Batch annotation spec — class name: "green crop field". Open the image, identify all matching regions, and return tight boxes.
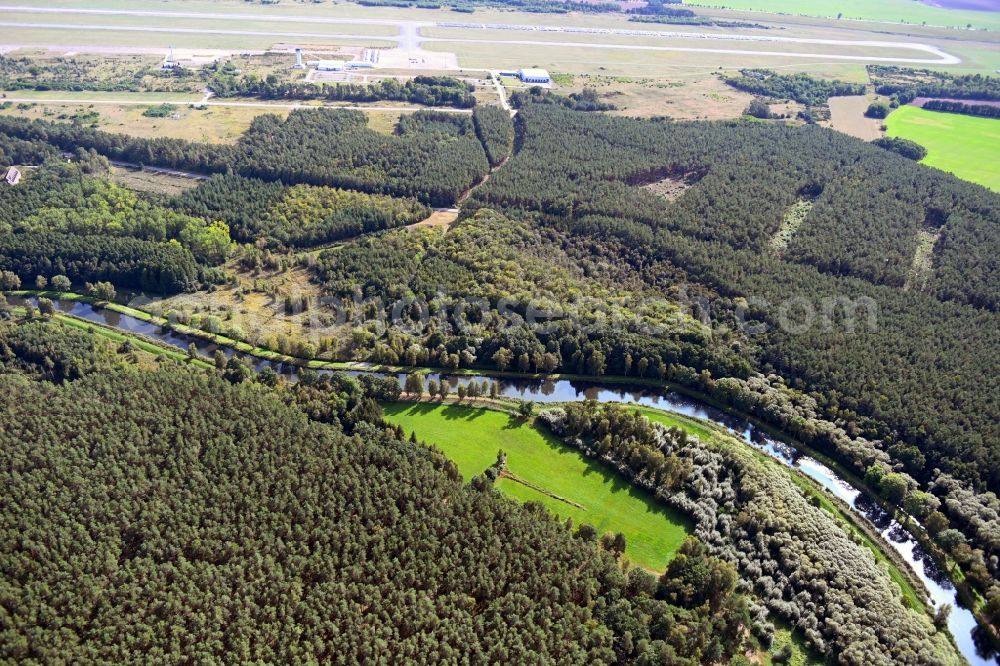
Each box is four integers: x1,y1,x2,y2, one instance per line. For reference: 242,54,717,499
686,0,1000,30
382,401,690,571
886,105,1000,192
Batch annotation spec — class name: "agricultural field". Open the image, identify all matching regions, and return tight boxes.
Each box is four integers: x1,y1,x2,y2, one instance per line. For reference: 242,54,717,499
886,104,1000,191
382,401,691,571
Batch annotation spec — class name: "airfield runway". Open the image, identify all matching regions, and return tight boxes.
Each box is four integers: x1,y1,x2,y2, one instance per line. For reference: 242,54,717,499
0,4,963,65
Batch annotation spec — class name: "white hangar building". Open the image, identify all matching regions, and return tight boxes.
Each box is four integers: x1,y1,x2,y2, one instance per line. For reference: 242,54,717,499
518,68,551,84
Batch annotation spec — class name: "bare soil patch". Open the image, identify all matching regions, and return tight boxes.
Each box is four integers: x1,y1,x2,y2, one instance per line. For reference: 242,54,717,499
108,165,199,196
642,176,694,202
825,95,884,141
631,166,705,201
408,209,460,230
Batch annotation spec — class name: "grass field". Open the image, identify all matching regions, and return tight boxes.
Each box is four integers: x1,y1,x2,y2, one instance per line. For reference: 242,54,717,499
886,105,1000,191
0,97,412,143
382,401,690,571
685,0,1000,30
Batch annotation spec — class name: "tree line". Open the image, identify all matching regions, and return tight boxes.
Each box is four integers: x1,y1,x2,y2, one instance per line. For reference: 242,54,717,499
208,73,477,108
538,402,959,664
870,65,1000,103
722,69,864,106
923,98,1000,118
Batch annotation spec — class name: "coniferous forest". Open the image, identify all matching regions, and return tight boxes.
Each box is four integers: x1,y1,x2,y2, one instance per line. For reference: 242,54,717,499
2,87,1000,664
1,321,751,665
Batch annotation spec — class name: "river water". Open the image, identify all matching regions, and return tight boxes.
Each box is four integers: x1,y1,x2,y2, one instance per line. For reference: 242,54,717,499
21,296,998,664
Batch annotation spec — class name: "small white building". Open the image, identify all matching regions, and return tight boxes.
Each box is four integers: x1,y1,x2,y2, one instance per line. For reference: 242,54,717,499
316,60,346,72
518,68,551,84
4,167,21,186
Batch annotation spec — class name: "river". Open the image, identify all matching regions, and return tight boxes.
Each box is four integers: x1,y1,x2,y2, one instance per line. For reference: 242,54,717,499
18,296,998,665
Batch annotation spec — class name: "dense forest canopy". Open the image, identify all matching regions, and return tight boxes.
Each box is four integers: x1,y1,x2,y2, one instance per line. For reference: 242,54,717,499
0,321,753,664
464,103,1000,494
2,103,997,489
2,95,1000,635
0,108,491,207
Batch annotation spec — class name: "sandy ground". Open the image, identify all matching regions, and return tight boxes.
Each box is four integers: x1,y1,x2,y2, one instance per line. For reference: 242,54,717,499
407,209,460,230
825,95,884,141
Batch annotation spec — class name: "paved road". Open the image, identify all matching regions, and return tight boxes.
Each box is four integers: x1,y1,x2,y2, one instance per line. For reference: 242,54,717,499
0,4,962,64
433,36,960,64
0,5,424,27
0,21,390,43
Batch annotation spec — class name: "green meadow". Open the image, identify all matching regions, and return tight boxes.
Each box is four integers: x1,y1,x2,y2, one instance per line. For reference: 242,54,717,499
382,401,690,571
886,105,1000,192
686,0,1000,30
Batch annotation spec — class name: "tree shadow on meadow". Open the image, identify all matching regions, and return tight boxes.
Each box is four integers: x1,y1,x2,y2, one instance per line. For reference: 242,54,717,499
400,401,488,422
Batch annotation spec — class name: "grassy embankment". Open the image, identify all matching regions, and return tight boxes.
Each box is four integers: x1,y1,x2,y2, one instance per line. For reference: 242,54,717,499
6,305,212,369
886,105,1000,192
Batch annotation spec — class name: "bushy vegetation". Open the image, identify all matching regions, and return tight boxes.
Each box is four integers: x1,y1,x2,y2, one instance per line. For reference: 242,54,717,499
208,74,476,108
865,102,890,119
313,208,745,380
722,69,864,106
510,87,616,112
141,103,177,118
0,54,190,93
872,136,928,160
870,65,1000,102
174,175,428,247
1,321,755,664
538,403,959,664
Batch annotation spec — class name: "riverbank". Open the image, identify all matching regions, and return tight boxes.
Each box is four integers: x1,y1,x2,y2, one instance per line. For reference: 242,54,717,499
4,289,995,662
